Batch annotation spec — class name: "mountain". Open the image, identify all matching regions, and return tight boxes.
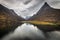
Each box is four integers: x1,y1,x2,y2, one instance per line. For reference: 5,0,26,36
28,3,60,23
0,4,25,38
0,3,60,38
27,3,60,32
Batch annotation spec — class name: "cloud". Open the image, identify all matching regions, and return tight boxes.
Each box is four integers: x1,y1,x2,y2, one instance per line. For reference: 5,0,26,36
45,0,60,9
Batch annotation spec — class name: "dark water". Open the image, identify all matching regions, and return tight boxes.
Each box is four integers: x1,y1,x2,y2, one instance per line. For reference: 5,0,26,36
0,23,60,40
